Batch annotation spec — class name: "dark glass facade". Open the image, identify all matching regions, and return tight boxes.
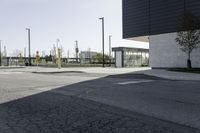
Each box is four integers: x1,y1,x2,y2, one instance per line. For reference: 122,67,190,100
123,0,200,39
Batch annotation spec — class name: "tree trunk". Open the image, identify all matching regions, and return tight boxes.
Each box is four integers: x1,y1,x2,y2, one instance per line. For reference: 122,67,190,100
187,52,192,69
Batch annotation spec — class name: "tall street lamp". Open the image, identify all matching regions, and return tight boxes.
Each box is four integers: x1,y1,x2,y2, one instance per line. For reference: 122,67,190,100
26,28,31,66
75,40,79,63
109,35,112,66
99,17,105,67
56,39,60,58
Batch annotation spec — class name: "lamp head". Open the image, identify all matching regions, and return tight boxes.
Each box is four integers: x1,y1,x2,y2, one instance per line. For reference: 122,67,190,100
99,17,104,20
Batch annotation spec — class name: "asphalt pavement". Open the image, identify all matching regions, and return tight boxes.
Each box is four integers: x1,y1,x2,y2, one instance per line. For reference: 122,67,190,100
0,68,200,133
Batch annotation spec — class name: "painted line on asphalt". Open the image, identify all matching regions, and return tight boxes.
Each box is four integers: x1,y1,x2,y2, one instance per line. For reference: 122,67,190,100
116,80,154,85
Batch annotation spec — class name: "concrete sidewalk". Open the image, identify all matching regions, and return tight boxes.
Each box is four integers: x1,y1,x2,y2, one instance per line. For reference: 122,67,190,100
2,66,151,75
1,66,200,81
141,69,200,81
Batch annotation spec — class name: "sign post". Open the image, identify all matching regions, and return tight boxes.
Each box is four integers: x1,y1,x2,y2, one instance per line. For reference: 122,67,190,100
57,48,61,69
35,51,40,70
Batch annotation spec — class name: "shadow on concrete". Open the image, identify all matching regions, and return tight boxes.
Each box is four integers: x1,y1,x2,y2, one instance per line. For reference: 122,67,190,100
32,71,86,74
0,74,199,133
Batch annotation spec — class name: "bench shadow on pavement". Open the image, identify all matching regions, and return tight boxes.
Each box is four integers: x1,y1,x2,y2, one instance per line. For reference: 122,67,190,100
0,73,198,133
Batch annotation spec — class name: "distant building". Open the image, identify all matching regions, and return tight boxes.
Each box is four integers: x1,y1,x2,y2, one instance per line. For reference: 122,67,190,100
79,51,98,59
112,47,149,68
79,51,98,64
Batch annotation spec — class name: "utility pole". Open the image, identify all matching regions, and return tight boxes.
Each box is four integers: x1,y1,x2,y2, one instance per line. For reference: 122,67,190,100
109,35,112,66
24,47,26,57
88,48,91,63
67,49,70,59
56,39,60,59
75,40,79,63
4,46,7,57
109,35,112,57
26,28,31,66
99,17,105,67
57,48,61,69
0,40,2,66
56,39,61,68
67,49,70,63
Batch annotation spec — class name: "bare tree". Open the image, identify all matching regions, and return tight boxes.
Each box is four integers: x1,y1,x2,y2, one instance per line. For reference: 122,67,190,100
50,44,57,64
175,11,200,68
12,49,22,57
60,45,65,58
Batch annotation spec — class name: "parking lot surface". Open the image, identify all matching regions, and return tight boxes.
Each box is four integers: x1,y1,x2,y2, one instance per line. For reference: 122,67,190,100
0,68,200,133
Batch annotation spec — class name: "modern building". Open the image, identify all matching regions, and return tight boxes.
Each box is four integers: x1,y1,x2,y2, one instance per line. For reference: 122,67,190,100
123,0,200,68
112,47,149,68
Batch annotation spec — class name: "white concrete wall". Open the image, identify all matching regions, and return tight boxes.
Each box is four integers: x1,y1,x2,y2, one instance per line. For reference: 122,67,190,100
116,51,122,68
149,32,200,68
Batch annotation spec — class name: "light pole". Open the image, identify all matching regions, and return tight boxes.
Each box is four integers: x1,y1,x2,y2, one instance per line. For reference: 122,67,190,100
24,47,26,57
109,35,112,66
88,48,91,63
56,39,61,68
56,39,60,58
75,40,79,63
26,28,31,66
99,17,105,67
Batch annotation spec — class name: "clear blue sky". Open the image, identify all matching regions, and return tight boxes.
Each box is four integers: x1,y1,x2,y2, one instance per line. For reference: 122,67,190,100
0,0,148,57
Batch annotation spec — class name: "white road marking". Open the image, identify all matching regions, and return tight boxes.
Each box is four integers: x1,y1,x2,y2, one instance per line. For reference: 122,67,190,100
117,80,154,85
